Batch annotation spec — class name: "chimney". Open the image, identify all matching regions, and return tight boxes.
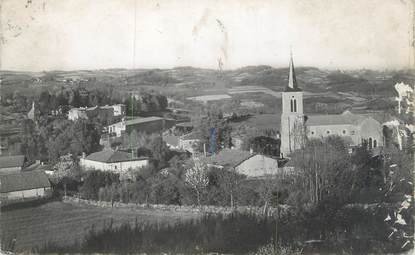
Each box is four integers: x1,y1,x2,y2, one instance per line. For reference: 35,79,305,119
249,147,254,154
82,152,86,159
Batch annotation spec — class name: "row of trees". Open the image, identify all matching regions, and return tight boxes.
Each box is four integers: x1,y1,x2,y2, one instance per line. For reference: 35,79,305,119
124,91,168,116
21,118,101,164
2,86,123,115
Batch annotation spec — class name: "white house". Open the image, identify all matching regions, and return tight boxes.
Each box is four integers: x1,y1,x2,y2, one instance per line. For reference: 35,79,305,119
68,104,125,121
112,104,126,116
178,132,201,154
0,171,52,203
80,149,149,173
205,149,283,178
68,107,89,121
234,154,280,178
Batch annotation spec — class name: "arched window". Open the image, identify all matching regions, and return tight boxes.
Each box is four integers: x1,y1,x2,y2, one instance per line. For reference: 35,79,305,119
293,99,297,112
373,139,377,148
369,138,373,149
290,99,294,112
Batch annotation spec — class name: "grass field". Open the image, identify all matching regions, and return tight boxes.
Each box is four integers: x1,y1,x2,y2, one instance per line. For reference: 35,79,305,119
1,201,200,252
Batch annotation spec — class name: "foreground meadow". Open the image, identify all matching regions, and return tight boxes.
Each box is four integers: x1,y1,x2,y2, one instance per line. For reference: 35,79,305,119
1,201,200,252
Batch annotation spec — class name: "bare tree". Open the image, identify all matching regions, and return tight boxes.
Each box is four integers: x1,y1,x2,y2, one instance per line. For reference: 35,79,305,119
218,167,240,207
185,157,209,206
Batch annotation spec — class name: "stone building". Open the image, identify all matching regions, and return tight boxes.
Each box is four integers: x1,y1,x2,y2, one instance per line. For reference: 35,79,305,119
280,54,383,156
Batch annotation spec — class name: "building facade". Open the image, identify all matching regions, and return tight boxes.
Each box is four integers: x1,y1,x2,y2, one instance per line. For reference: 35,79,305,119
279,54,384,156
80,149,149,173
234,154,280,178
306,111,383,149
280,54,304,156
0,171,51,203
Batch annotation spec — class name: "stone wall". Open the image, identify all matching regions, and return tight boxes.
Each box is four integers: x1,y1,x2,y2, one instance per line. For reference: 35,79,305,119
62,196,290,217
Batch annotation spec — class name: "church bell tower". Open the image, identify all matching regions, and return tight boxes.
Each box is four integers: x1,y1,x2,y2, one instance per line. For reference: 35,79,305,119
280,52,304,156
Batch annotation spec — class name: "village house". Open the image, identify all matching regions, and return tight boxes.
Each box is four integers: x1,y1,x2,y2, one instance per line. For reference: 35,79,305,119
0,155,27,175
107,116,176,137
68,104,125,121
68,107,89,121
205,149,284,178
80,149,149,173
0,171,51,204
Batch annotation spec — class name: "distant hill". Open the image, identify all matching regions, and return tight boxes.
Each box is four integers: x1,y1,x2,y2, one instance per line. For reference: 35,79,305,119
1,67,414,98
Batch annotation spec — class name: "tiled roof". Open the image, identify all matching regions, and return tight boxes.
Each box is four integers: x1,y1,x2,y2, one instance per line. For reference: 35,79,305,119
206,149,253,168
85,149,148,163
306,111,369,126
0,155,25,169
0,171,51,193
125,117,164,126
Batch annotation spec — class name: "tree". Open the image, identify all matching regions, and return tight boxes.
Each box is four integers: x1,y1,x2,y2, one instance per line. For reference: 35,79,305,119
193,108,233,154
148,136,171,168
289,136,351,206
185,157,209,206
249,136,281,157
217,168,242,207
79,170,119,200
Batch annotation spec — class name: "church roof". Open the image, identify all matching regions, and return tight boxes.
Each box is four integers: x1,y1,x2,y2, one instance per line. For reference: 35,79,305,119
285,54,302,92
306,111,370,126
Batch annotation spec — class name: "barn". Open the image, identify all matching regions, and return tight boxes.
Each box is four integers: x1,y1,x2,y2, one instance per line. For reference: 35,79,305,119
0,155,26,175
80,149,149,173
0,171,52,203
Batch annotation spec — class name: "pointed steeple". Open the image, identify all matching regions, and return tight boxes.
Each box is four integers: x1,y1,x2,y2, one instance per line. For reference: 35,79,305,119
285,51,301,92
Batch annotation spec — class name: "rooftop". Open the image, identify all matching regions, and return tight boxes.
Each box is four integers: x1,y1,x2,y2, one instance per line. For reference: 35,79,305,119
0,155,25,169
85,149,148,163
0,171,51,193
125,116,165,126
305,111,373,126
206,149,253,168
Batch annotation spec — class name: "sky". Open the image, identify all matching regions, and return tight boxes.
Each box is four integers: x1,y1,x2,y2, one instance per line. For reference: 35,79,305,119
1,0,413,71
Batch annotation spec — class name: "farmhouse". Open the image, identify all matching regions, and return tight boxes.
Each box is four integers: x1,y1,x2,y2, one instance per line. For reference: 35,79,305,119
234,154,281,178
205,149,283,178
0,155,26,175
0,171,51,203
80,149,149,173
107,117,176,137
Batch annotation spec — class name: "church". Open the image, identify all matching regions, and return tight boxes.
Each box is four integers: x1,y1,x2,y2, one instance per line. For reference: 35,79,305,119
280,54,384,156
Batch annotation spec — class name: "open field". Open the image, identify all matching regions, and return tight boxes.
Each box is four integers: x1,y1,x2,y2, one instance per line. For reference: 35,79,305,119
1,201,200,252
